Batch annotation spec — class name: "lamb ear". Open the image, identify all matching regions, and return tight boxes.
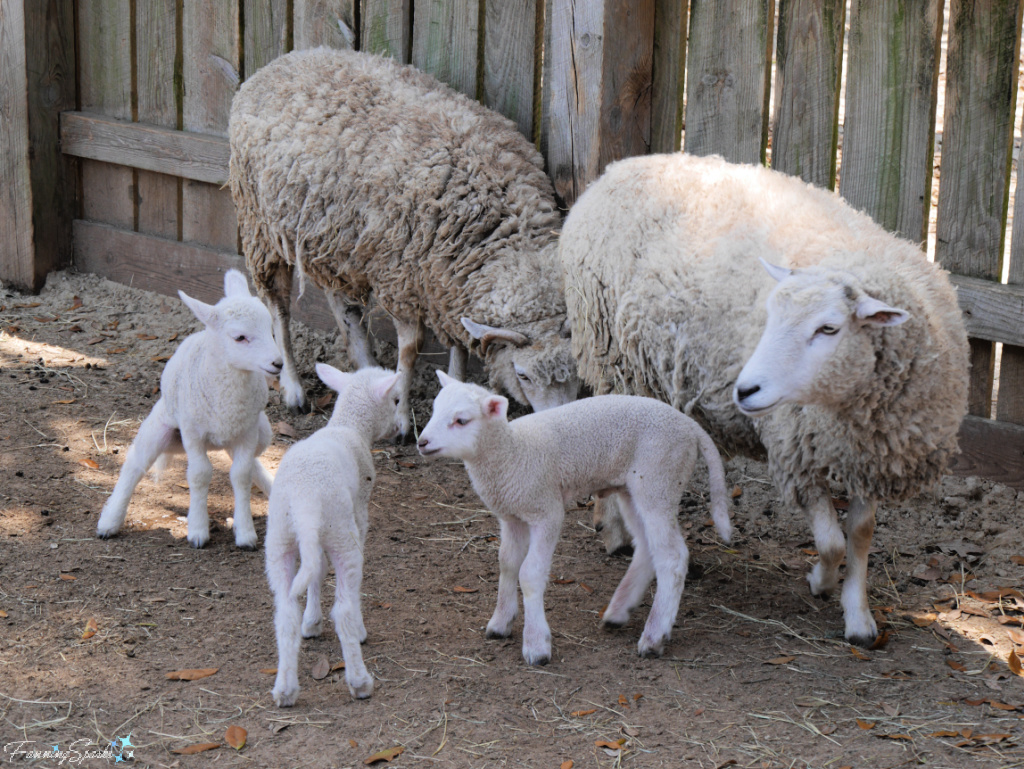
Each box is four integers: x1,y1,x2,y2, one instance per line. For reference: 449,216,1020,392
179,290,220,329
482,394,508,420
437,369,457,388
759,258,793,283
855,295,910,327
373,371,401,399
223,269,251,298
316,362,352,393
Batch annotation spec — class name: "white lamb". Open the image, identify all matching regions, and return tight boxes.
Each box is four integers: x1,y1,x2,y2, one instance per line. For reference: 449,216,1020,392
416,371,731,664
265,364,401,706
96,269,282,550
560,152,970,646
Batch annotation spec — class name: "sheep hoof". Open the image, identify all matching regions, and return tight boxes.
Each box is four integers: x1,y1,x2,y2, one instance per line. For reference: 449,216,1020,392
348,677,374,699
234,539,259,551
95,530,118,540
272,687,299,708
391,432,416,446
301,621,323,639
287,401,312,416
188,534,209,549
607,542,634,558
524,653,550,666
600,618,625,630
846,632,878,648
485,627,512,640
637,637,666,658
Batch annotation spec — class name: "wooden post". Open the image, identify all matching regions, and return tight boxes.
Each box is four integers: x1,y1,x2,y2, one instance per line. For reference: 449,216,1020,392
684,0,773,164
541,0,655,206
412,0,480,98
996,132,1024,426
362,0,412,62
246,0,291,70
483,0,537,138
840,0,943,244
935,0,1024,418
651,0,688,154
294,0,356,51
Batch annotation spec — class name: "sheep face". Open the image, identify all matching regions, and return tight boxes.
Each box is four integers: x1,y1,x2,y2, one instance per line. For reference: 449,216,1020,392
316,364,403,443
733,266,909,417
417,371,507,460
178,270,284,378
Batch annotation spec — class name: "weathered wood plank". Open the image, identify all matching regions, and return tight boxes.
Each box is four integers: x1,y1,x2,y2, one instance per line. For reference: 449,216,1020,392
949,414,1024,489
412,0,479,98
651,0,688,153
136,0,179,240
245,0,291,74
772,0,845,188
949,274,1024,347
684,0,773,164
935,0,1024,418
361,0,411,61
61,112,230,186
182,3,240,252
996,125,1024,425
0,0,36,290
840,0,942,243
78,0,134,230
295,0,355,50
483,0,536,138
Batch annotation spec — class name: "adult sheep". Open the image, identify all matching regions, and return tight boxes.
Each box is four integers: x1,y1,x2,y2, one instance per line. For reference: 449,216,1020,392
560,152,969,646
229,47,578,436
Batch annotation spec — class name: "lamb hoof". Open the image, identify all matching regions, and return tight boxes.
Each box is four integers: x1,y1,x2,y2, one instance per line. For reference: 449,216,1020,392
301,621,323,639
96,529,118,540
348,676,374,699
392,432,416,446
637,636,666,658
485,627,513,640
524,652,550,667
234,538,259,551
847,632,878,648
287,400,312,416
608,543,634,558
272,685,299,708
188,534,209,549
600,618,625,630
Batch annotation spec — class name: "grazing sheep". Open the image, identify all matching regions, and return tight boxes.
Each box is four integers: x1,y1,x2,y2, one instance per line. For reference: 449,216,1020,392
229,47,578,435
265,364,401,705
96,270,283,549
416,371,731,664
560,152,969,646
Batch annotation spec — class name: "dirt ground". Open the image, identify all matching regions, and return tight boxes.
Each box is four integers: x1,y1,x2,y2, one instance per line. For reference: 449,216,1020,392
0,269,1022,769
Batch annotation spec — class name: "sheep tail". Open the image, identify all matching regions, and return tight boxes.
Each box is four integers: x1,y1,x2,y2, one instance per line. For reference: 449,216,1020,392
696,427,732,545
288,527,323,602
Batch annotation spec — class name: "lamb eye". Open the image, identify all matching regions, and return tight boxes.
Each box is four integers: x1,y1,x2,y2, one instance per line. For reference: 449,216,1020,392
234,335,248,343
817,325,839,336
393,397,400,406
454,417,469,427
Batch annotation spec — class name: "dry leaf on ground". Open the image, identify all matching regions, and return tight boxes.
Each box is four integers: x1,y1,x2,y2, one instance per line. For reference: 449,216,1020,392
856,719,875,730
765,655,796,665
560,761,574,769
172,743,219,755
259,668,276,674
275,421,299,439
363,746,404,764
1009,650,1023,676
311,654,330,680
225,725,246,750
570,709,596,717
453,586,478,593
78,459,99,469
81,618,98,639
165,668,218,681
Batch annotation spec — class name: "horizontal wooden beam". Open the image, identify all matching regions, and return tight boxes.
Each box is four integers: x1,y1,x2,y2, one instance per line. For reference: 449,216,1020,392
61,111,230,185
951,273,1024,347
949,414,1024,489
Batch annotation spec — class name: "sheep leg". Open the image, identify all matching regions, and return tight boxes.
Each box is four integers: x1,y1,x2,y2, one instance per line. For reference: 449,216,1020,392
251,412,274,496
326,292,379,369
267,544,302,707
842,497,878,646
265,264,307,413
182,435,215,549
96,404,178,539
392,317,425,442
631,501,689,658
227,445,261,550
594,494,634,556
301,553,328,638
518,515,562,666
601,494,655,628
448,344,469,381
805,494,845,598
328,543,373,699
486,516,530,639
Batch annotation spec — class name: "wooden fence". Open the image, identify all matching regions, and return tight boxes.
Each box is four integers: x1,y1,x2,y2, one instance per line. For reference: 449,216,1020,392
2,0,1024,485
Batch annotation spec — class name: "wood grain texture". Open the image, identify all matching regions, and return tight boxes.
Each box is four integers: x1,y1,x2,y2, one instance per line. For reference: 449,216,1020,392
840,0,942,243
935,0,1024,418
412,0,479,97
182,2,239,252
949,273,1024,347
78,0,134,230
0,0,36,290
245,0,291,73
61,112,230,185
294,0,356,51
361,0,411,61
651,0,688,153
483,0,536,138
136,0,179,239
772,0,845,188
949,414,1024,489
997,125,1024,424
684,0,773,164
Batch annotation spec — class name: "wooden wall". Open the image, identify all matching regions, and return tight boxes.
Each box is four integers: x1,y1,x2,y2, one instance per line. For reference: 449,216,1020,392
3,0,1024,485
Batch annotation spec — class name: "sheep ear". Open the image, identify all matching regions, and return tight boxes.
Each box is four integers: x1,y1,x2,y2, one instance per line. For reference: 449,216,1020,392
461,317,529,353
759,258,793,283
179,290,220,329
855,295,910,327
373,371,401,399
482,394,508,420
316,362,352,393
223,269,251,298
437,369,457,388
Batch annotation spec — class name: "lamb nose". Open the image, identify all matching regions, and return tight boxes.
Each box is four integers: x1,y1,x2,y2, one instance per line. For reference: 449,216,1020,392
736,384,760,401
416,438,429,449
272,360,283,371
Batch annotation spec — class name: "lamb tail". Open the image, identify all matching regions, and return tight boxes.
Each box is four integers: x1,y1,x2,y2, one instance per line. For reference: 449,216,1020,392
288,528,323,602
696,427,732,545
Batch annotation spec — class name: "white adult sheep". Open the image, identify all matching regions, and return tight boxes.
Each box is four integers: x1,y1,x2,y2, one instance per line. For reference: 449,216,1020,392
229,47,578,437
560,152,969,647
416,372,731,664
96,269,283,549
265,364,400,706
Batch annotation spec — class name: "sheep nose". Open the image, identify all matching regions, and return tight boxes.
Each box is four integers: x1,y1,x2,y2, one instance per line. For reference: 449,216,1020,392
272,359,283,372
736,384,760,402
416,438,429,450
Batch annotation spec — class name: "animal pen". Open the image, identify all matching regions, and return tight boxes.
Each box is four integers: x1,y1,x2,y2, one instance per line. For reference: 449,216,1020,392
2,0,1024,485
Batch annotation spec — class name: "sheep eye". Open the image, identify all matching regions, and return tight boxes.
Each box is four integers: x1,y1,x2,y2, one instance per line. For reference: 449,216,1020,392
816,325,839,336
453,417,470,427
234,334,248,343
516,370,531,382
393,397,400,406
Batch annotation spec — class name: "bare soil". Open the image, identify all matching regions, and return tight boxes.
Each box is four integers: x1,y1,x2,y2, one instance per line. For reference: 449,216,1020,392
1,270,1022,769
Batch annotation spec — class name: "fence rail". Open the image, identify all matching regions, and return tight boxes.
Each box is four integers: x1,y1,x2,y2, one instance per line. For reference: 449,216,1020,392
2,0,1024,485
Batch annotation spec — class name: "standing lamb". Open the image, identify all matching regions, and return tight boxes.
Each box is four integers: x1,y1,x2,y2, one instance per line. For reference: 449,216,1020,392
416,372,731,664
265,364,401,706
229,47,578,436
96,269,282,549
560,152,969,646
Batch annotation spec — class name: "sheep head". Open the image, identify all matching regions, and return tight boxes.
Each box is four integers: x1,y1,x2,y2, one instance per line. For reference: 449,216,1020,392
316,364,402,443
417,370,507,461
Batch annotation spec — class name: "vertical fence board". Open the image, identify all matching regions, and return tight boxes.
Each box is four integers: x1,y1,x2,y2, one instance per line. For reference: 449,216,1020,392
997,133,1024,424
137,0,179,240
840,0,942,243
772,0,845,188
79,1,134,230
295,0,356,51
412,0,479,97
361,0,411,61
483,0,536,138
935,0,1023,417
651,0,688,153
183,3,240,253
684,0,773,164
246,0,291,73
